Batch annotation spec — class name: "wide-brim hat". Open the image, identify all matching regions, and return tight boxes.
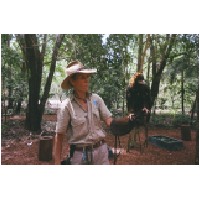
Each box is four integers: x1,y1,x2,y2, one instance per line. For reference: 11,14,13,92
61,61,97,90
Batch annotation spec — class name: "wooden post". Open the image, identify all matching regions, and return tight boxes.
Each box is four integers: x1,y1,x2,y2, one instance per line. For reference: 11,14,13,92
181,125,191,141
39,136,53,161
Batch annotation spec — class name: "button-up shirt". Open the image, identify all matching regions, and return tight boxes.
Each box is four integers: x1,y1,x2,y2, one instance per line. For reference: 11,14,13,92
56,93,112,144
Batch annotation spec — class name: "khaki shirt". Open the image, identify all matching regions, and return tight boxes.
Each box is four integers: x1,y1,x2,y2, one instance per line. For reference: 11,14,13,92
56,93,112,144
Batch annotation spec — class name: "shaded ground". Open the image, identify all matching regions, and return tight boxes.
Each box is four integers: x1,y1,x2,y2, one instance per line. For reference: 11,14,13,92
1,115,198,165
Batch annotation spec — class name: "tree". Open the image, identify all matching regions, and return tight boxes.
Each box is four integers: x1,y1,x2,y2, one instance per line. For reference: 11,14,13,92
102,34,132,114
17,34,65,132
168,34,199,114
2,34,198,128
1,35,26,120
150,34,177,107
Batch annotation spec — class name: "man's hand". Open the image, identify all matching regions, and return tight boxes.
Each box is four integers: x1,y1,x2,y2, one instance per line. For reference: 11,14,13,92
105,117,113,126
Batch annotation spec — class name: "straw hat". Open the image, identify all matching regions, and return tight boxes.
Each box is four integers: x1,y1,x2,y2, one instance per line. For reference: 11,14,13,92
61,61,97,90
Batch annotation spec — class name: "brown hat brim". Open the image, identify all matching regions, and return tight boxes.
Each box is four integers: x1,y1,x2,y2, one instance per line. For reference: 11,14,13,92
61,76,72,90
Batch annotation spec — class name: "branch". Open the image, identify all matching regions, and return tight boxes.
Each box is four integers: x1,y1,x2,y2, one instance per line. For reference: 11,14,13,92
140,34,151,71
159,34,176,73
16,34,26,61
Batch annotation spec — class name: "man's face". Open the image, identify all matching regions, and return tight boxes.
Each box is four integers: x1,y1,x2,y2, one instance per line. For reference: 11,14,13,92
71,73,91,93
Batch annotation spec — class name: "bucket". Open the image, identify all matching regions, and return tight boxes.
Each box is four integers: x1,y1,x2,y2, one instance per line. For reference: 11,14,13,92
39,132,53,161
181,125,191,141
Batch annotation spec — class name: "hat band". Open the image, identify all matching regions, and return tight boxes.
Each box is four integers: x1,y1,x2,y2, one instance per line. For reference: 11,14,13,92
66,64,83,73
66,65,97,77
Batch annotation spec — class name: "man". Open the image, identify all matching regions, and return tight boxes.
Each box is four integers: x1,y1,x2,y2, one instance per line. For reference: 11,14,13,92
55,61,113,165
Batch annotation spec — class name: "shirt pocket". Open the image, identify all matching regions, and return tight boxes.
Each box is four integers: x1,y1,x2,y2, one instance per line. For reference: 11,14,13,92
71,117,86,127
70,117,86,138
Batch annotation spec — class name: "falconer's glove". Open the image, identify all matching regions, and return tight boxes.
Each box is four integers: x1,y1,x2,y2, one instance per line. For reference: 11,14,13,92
110,115,136,136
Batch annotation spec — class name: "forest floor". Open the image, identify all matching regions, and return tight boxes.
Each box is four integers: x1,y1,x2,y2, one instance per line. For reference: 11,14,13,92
1,114,198,165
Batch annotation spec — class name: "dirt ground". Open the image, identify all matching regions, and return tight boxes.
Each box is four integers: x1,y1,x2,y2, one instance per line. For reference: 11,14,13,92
1,115,198,165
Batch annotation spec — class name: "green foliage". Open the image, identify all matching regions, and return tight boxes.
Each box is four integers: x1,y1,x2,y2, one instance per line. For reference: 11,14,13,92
1,35,28,110
1,34,199,122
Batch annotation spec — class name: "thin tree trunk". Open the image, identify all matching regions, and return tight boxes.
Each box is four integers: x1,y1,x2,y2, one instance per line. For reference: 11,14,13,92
195,86,199,164
138,34,143,72
190,89,198,126
147,56,151,86
2,68,7,122
140,34,151,73
181,69,184,115
150,35,157,106
8,38,14,111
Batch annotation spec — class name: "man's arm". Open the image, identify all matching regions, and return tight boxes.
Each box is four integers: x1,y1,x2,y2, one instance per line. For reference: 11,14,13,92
54,132,64,165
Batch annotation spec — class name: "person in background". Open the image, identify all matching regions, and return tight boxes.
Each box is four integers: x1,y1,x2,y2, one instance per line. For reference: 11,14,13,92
54,61,113,165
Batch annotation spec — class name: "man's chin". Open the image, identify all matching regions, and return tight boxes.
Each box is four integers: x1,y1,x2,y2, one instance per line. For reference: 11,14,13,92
81,88,89,93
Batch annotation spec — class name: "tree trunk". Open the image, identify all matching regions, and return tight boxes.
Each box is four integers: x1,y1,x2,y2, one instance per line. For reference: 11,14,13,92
195,87,199,164
147,56,151,86
150,34,176,107
24,35,43,132
190,89,198,126
181,69,185,115
138,34,143,72
15,98,22,114
150,35,157,106
8,43,14,110
19,34,64,132
2,68,7,122
137,34,151,73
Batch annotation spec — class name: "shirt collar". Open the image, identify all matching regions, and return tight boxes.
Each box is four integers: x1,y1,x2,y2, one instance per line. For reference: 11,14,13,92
69,90,92,101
